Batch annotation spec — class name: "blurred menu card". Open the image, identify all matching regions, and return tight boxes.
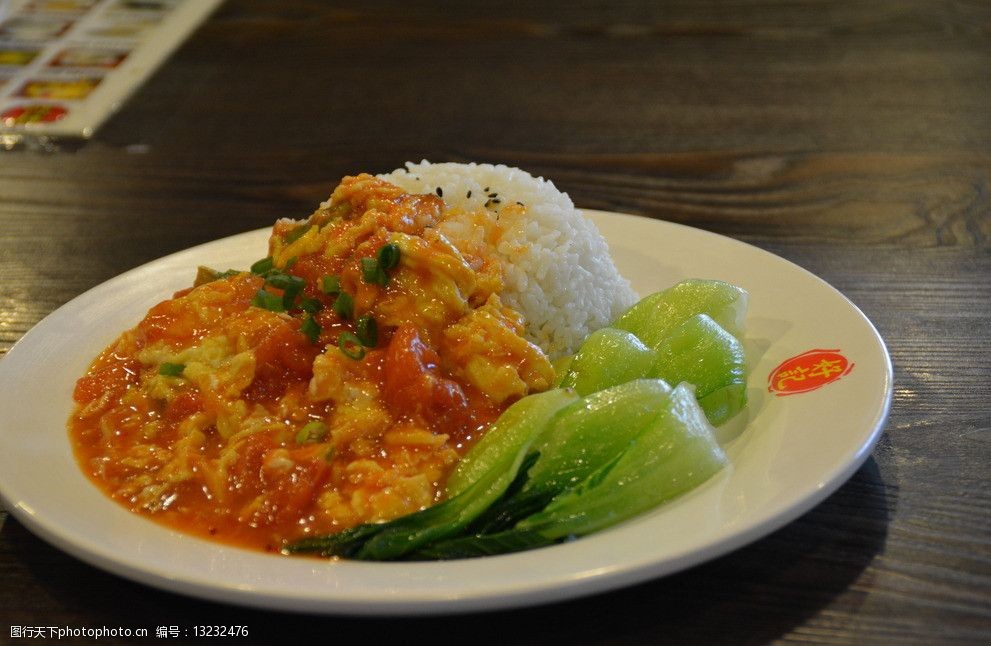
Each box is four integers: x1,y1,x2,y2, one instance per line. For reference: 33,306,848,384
0,0,223,143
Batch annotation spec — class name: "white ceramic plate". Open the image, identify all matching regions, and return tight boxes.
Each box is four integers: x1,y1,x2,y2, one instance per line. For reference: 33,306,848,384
0,211,892,615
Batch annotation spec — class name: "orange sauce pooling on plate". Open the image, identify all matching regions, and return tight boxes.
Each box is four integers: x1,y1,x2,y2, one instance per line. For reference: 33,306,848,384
68,175,555,553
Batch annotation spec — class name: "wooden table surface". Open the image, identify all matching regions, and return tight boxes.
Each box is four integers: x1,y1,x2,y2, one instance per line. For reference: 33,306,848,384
2,1,989,643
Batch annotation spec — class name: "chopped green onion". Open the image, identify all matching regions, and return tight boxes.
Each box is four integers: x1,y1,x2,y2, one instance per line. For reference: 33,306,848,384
249,263,328,338
264,271,305,309
299,297,323,313
324,447,336,462
301,314,321,343
338,332,365,360
378,243,400,270
333,292,354,320
195,266,242,287
195,266,222,286
285,256,298,269
296,420,328,444
266,272,305,293
355,314,378,347
284,224,311,245
250,257,274,275
320,275,341,295
252,289,286,312
158,362,185,377
301,313,321,342
359,243,400,287
361,257,381,283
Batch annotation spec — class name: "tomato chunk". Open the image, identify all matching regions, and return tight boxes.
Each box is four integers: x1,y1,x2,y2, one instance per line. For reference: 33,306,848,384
73,353,139,404
383,322,470,432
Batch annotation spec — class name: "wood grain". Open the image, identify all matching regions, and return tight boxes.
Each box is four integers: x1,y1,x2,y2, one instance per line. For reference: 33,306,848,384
1,0,989,643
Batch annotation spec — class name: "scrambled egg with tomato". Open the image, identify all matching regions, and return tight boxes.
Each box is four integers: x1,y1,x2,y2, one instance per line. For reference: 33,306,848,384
69,175,555,552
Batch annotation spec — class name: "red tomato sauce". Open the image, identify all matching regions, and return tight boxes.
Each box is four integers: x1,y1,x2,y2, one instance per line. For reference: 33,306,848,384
68,175,553,554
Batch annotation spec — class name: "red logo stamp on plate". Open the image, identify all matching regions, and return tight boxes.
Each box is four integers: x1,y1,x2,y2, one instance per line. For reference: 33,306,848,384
768,349,853,396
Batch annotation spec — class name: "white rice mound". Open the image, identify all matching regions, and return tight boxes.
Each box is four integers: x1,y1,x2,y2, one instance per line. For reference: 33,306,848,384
378,161,638,359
